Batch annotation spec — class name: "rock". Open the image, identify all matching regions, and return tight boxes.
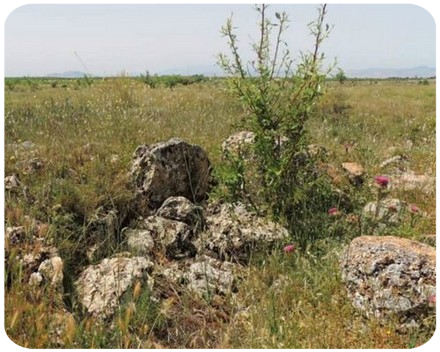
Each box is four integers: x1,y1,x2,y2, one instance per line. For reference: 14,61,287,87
390,170,435,195
379,155,409,170
5,174,20,190
160,263,185,285
29,272,43,286
341,236,436,326
75,256,154,320
156,196,204,228
86,207,121,259
139,216,196,259
341,162,364,185
362,198,406,233
129,138,211,210
184,255,237,297
221,131,255,157
0,225,63,293
196,202,289,261
5,226,27,245
125,229,155,255
38,256,64,287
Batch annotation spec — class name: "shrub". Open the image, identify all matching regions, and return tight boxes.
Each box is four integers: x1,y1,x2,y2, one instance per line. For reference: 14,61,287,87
218,4,341,246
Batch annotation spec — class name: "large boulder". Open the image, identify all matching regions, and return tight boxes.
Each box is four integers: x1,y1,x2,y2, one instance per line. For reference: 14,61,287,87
195,202,289,261
129,138,211,210
341,236,436,326
75,255,153,320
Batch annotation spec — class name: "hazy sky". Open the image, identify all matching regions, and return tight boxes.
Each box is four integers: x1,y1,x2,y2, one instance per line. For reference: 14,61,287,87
4,4,436,76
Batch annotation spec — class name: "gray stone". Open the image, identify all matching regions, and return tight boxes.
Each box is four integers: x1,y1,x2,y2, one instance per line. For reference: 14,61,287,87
139,216,196,259
75,255,153,320
129,138,211,210
196,202,289,261
221,131,255,157
184,255,237,297
125,229,155,255
362,198,406,232
156,196,204,228
390,170,435,195
379,155,409,170
341,236,436,325
5,219,61,289
38,256,64,287
5,175,20,190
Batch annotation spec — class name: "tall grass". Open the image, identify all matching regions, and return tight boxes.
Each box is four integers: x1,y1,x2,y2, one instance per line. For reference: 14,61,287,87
4,77,436,348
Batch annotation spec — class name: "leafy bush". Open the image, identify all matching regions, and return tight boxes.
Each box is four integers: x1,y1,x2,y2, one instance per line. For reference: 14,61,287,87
218,5,342,246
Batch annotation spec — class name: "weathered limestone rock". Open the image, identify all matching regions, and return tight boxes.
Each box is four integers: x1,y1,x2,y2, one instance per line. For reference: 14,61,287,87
0,225,63,292
38,256,64,287
138,216,196,259
341,162,364,185
362,198,406,232
390,170,435,195
379,154,409,170
5,174,20,190
158,255,237,297
196,202,289,261
125,229,155,255
341,236,436,325
75,255,153,320
221,131,255,157
86,207,121,260
156,196,204,228
129,138,211,210
184,255,237,297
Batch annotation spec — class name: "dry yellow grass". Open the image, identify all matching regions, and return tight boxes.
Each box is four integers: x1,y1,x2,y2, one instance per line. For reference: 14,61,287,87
4,77,436,348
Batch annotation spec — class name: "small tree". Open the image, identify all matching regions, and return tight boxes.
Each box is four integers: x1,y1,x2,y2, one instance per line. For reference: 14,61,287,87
335,69,347,84
218,4,333,220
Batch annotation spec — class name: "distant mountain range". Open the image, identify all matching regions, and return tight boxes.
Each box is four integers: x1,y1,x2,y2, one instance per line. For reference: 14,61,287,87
46,71,89,78
43,65,435,79
345,65,435,79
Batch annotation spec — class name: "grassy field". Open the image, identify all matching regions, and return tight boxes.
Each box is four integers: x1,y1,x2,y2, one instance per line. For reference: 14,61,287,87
4,77,436,348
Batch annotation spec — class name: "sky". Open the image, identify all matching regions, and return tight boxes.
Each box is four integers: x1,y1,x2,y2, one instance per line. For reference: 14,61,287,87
4,3,437,77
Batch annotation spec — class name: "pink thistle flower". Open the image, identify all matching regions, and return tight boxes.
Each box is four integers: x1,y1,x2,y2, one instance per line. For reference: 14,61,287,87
283,244,295,254
428,295,436,305
374,175,390,187
328,207,339,216
410,205,420,214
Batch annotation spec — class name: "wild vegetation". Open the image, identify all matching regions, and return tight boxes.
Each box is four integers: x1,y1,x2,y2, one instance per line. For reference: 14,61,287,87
4,6,436,349
4,72,436,348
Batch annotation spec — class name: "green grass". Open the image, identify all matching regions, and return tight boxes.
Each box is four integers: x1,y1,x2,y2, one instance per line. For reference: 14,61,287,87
4,77,436,348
